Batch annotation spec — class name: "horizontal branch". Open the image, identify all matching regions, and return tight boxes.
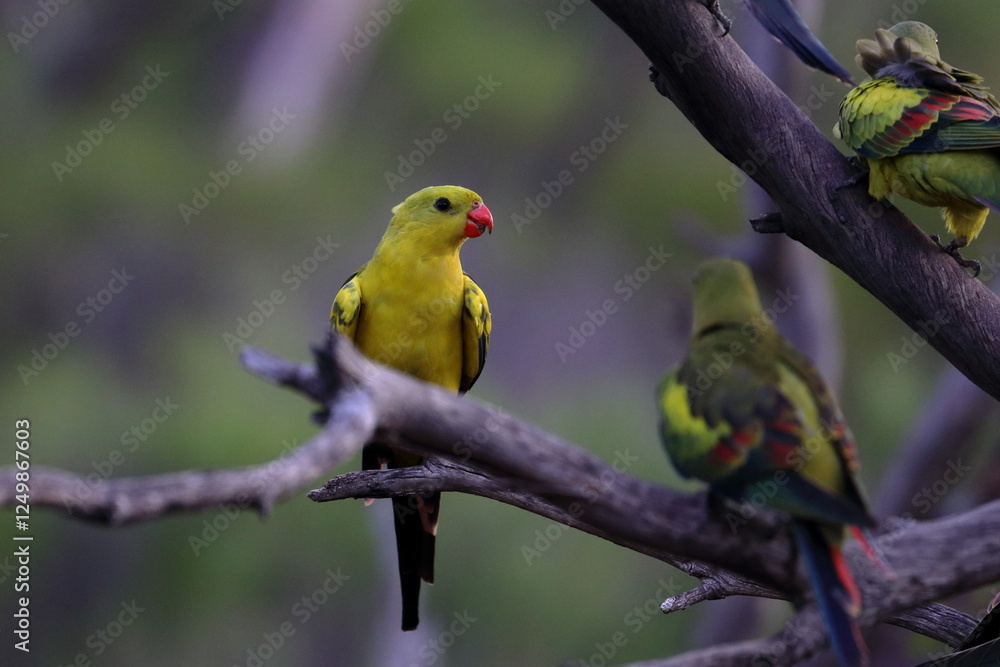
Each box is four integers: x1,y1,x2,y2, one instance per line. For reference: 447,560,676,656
0,386,376,524
0,335,993,661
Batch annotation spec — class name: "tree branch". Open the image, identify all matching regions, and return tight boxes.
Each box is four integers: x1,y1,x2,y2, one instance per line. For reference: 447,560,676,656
588,0,1000,401
5,335,993,659
619,604,976,667
0,384,376,524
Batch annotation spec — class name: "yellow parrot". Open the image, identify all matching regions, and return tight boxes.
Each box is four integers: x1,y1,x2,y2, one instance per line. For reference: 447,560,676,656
330,185,493,631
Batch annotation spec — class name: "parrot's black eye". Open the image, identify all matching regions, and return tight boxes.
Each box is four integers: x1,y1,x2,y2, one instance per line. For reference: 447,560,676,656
433,197,451,212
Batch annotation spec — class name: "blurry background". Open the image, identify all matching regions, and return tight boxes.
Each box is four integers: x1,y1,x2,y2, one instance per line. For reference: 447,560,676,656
2,0,1000,665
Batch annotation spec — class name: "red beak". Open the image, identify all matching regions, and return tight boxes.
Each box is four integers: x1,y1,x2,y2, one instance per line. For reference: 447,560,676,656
464,201,494,238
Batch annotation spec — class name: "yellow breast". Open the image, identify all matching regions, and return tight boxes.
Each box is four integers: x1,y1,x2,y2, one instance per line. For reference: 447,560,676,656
355,251,465,392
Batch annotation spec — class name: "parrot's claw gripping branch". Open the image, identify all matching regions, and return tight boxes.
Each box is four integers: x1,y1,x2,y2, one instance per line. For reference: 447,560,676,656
930,235,982,277
701,0,733,37
838,156,870,189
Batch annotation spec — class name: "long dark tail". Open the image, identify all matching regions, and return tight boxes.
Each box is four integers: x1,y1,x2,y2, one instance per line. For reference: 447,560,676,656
364,443,439,631
392,492,438,631
793,522,868,667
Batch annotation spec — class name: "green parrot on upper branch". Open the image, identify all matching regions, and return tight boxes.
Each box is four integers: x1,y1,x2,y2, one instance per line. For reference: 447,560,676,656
658,259,876,667
703,0,853,83
836,21,1000,275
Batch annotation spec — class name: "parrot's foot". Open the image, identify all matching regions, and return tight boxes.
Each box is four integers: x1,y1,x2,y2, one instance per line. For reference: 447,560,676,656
750,212,785,234
837,156,869,189
930,235,981,277
702,0,732,36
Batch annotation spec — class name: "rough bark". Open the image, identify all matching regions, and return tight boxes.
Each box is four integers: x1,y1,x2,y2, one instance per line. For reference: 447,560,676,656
589,0,1000,401
2,335,994,664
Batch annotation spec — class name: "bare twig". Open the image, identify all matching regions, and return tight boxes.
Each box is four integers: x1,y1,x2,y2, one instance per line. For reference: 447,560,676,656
0,384,375,524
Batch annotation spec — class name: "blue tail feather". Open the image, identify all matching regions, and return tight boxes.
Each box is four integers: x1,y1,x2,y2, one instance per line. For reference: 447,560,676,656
744,0,854,84
793,522,868,667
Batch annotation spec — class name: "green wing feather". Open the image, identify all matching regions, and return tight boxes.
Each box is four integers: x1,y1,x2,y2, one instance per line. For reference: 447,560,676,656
330,271,363,341
839,25,1000,159
660,329,873,528
459,273,490,394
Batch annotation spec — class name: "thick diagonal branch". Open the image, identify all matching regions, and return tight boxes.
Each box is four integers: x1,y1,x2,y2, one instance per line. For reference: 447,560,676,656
588,0,1000,400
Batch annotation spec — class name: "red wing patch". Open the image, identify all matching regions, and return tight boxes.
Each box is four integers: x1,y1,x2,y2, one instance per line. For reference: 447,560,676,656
948,97,997,122
710,425,761,466
710,438,742,465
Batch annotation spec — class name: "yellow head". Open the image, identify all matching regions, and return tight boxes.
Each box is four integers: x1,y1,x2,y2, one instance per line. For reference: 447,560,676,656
388,186,493,245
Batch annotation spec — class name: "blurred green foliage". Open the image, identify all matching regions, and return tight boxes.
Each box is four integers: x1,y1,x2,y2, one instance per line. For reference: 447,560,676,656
2,0,1000,665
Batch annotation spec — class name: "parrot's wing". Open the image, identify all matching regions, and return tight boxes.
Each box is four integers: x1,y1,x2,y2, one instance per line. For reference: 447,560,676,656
777,342,875,527
658,366,734,482
744,0,853,83
667,352,873,527
842,82,1000,158
839,79,928,158
459,272,490,394
330,271,363,340
664,360,804,486
927,98,1000,151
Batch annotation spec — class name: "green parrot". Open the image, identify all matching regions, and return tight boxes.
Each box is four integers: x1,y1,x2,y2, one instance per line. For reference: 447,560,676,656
703,0,853,83
658,259,876,667
836,22,1000,274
